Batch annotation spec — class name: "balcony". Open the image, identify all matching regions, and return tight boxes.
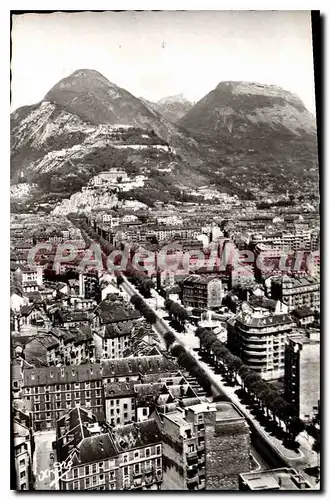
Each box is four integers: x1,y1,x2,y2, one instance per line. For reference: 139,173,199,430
186,463,198,472
198,456,205,466
197,444,204,452
186,450,197,460
186,475,199,486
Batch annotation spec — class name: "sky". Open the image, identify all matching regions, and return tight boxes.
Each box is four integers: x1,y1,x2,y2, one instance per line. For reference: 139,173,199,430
11,10,316,113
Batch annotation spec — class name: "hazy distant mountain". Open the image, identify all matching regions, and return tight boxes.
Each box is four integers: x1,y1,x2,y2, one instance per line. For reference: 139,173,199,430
155,94,193,123
179,81,316,138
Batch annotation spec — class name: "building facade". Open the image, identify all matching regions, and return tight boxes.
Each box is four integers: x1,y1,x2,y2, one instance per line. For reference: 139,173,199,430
23,364,104,431
158,402,250,491
180,275,223,310
227,301,295,380
271,275,320,312
284,331,320,421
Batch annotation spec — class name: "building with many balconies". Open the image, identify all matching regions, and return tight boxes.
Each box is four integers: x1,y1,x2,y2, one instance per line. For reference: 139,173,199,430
227,300,295,380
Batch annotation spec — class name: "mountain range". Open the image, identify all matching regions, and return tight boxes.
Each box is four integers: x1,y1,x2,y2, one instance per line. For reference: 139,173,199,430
11,70,319,212
140,94,193,124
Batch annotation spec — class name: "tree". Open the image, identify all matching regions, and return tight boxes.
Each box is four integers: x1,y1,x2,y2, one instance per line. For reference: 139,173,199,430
164,331,176,351
286,416,305,443
226,354,243,382
313,433,321,469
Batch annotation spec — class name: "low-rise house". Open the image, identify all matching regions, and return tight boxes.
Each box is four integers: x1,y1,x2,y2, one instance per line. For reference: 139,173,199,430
53,309,90,329
291,307,315,327
239,468,312,491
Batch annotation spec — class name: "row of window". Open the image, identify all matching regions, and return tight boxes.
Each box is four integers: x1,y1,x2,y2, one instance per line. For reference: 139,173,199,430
25,382,102,394
123,458,161,476
33,400,102,414
108,399,135,408
122,446,161,464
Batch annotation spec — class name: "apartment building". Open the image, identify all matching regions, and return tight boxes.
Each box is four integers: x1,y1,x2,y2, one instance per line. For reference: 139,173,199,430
45,326,95,366
230,264,255,288
271,275,320,312
284,330,320,421
180,275,223,309
104,381,136,427
101,355,180,385
227,301,295,380
13,413,32,491
113,420,163,490
93,322,132,360
93,299,142,359
23,364,104,431
56,407,162,491
254,244,294,280
250,230,313,252
157,402,250,490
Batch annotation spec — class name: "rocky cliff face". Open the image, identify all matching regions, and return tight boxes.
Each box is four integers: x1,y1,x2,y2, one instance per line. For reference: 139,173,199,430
11,73,319,212
11,70,202,181
178,81,318,197
43,69,200,161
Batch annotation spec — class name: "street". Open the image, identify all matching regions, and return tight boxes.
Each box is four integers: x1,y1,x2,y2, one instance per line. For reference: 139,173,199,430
33,430,57,490
120,277,320,489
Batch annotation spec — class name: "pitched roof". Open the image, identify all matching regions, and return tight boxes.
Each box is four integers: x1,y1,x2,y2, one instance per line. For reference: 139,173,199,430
77,433,118,463
113,419,161,451
291,307,315,319
104,381,136,398
23,363,102,387
56,310,89,323
96,304,141,325
101,355,178,379
57,407,108,463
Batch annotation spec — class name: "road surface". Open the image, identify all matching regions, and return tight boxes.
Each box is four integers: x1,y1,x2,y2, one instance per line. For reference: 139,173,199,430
33,430,57,490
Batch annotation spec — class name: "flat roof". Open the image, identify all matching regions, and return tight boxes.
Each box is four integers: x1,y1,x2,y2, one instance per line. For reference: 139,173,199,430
240,468,312,490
